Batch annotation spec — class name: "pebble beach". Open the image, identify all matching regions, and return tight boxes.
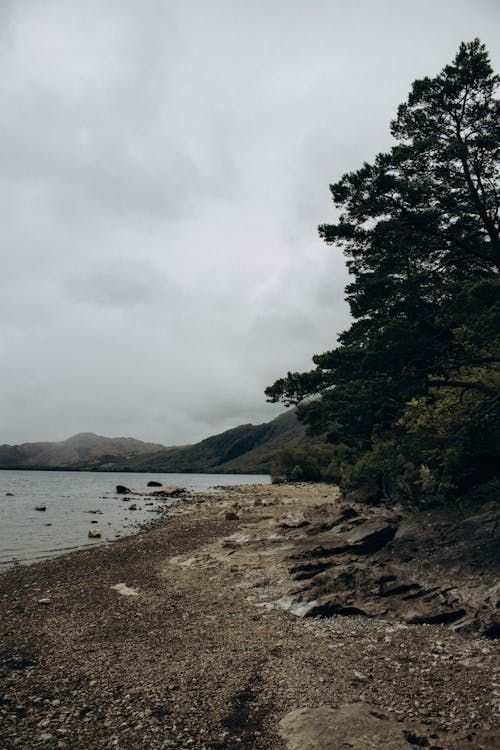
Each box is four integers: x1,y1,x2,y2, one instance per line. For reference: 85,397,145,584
1,483,498,749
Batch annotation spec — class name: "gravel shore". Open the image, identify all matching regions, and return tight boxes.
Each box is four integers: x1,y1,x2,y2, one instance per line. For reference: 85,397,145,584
1,484,498,749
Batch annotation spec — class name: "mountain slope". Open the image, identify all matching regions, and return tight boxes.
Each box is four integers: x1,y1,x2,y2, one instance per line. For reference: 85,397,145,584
0,412,308,474
118,411,308,474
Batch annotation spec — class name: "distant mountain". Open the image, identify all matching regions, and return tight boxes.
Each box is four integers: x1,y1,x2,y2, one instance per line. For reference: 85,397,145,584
0,412,308,474
115,411,309,474
0,433,167,470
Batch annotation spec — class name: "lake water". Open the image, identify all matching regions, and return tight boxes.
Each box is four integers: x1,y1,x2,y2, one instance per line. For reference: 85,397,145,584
0,470,270,568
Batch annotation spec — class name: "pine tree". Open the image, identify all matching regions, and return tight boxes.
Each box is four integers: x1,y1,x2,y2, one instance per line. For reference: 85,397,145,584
266,40,499,500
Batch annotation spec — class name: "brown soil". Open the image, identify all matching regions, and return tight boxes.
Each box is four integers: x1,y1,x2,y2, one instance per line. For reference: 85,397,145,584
0,484,498,749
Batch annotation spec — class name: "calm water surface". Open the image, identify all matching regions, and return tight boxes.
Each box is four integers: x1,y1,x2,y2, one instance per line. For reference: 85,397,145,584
0,470,269,567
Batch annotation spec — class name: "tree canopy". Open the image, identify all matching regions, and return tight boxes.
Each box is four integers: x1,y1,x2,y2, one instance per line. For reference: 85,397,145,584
266,40,499,504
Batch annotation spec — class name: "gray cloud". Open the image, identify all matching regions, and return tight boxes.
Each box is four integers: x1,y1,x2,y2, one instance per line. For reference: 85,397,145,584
1,0,499,444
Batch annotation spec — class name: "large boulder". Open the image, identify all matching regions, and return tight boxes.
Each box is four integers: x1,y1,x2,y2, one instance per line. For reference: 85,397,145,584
279,703,500,750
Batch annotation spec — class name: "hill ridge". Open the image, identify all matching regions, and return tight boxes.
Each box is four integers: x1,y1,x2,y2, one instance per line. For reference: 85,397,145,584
0,411,307,474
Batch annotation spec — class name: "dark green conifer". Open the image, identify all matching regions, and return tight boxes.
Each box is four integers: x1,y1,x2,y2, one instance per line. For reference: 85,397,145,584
266,40,499,502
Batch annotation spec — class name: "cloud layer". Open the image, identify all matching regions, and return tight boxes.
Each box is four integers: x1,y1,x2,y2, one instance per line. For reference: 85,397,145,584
1,0,499,444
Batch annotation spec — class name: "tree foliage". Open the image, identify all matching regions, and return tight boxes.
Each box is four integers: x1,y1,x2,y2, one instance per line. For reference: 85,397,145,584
270,443,352,484
266,40,499,504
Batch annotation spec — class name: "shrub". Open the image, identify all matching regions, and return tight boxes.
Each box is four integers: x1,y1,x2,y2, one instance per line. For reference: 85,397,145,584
270,443,353,484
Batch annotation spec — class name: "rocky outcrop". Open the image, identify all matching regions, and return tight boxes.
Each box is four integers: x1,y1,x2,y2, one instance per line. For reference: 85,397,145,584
177,487,499,636
284,504,499,635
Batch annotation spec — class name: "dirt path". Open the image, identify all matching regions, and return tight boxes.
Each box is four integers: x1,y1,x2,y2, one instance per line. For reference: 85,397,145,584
0,484,498,749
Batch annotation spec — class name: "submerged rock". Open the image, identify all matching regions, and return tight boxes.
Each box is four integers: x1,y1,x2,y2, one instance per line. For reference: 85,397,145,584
147,487,186,498
147,481,162,487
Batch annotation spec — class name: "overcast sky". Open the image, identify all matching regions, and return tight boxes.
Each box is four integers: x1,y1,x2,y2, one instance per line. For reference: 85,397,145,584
1,1,499,446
